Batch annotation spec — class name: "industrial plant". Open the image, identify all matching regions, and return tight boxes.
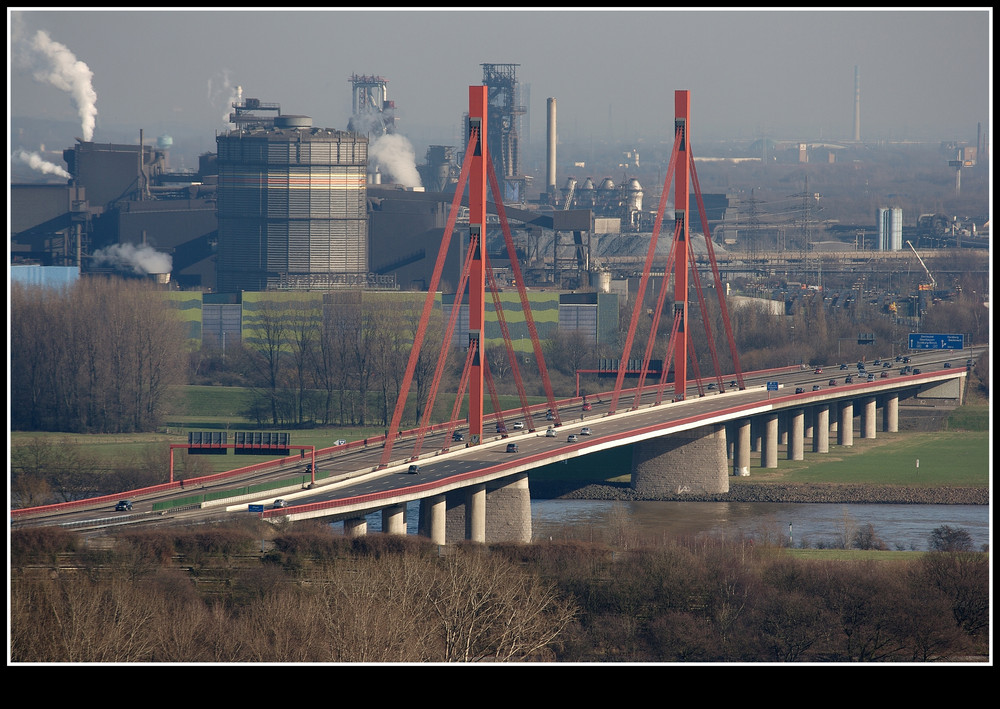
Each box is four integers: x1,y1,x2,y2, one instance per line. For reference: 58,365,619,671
11,61,990,349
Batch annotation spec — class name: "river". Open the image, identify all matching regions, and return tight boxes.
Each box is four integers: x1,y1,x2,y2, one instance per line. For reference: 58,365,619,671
360,499,989,552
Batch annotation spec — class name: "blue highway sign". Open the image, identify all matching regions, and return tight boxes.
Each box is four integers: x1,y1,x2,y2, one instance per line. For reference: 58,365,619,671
908,333,964,350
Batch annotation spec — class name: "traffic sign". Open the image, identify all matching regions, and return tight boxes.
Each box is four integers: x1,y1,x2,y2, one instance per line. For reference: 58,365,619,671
908,333,965,350
248,504,264,512
766,381,779,391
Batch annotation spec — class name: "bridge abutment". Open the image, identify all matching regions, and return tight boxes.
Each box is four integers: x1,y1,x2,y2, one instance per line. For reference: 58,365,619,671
631,424,729,495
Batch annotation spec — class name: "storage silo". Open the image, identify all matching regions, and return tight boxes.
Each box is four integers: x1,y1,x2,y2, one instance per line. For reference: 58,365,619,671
215,115,369,292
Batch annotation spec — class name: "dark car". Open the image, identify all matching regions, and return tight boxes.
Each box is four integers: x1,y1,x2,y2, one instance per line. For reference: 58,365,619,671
452,431,464,442
845,375,854,383
115,500,133,512
813,367,822,374
812,385,822,391
582,402,592,411
828,379,837,386
943,362,952,368
883,361,892,368
545,412,556,421
902,356,911,363
407,464,420,474
840,363,848,370
707,382,717,390
867,373,875,381
795,387,804,394
880,370,889,378
305,463,313,474
506,443,519,453
966,359,974,368
912,368,921,375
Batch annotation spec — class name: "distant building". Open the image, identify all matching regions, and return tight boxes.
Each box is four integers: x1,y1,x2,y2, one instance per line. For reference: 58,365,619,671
878,207,903,251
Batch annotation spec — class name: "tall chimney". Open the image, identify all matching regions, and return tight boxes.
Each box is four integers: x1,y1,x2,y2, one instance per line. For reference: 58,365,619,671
546,97,557,203
853,65,861,142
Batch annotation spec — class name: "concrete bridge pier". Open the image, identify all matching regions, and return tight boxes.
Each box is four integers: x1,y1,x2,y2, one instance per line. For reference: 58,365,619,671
382,504,407,535
838,401,854,447
631,424,729,495
761,414,779,468
419,494,447,545
882,393,899,432
733,418,751,476
861,396,877,439
442,474,531,544
787,408,805,460
813,404,830,453
344,517,368,537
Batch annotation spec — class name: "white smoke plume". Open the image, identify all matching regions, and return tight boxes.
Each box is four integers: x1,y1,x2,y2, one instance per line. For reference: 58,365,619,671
91,243,172,275
27,30,99,141
13,149,71,178
369,133,423,189
208,71,241,126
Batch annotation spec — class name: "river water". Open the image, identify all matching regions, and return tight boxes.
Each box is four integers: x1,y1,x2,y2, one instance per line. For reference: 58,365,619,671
360,499,989,552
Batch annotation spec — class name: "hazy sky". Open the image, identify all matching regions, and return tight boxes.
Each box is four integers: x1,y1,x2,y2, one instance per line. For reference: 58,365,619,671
8,7,992,153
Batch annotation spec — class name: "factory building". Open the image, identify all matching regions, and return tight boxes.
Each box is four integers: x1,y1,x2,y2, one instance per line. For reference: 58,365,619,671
215,114,370,292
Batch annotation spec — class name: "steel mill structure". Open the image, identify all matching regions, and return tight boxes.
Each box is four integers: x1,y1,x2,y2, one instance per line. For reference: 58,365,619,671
215,114,369,293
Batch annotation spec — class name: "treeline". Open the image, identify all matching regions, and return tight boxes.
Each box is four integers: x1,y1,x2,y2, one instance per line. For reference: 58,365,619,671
10,523,988,663
10,278,187,433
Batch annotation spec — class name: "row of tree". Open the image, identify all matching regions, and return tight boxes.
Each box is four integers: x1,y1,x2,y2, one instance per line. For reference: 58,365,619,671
11,262,989,436
9,523,988,663
10,278,187,433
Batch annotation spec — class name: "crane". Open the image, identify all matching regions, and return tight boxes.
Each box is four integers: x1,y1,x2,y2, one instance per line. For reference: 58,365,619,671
905,240,936,290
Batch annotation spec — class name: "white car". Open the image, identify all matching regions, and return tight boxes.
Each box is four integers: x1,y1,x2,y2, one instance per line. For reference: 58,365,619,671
512,421,524,430
580,427,592,436
545,428,557,437
567,434,579,443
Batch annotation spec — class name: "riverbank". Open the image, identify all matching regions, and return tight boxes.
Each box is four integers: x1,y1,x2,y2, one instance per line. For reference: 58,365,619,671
530,481,989,505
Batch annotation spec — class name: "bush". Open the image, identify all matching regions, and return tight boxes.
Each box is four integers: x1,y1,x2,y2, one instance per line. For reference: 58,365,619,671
927,525,975,552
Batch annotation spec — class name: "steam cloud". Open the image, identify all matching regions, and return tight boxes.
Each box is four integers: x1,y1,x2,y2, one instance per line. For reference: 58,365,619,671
369,133,423,189
208,71,241,126
13,149,71,178
27,30,98,141
91,243,172,275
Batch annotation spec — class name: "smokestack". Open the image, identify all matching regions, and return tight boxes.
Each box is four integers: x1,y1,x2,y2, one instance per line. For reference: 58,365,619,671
546,98,557,202
853,65,861,142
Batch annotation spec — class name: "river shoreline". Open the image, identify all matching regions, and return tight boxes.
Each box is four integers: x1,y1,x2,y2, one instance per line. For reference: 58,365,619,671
530,481,989,505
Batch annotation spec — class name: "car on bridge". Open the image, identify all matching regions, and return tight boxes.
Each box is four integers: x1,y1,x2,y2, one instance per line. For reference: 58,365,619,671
567,434,579,443
867,373,875,381
545,428,557,437
912,368,921,375
814,367,823,374
115,500,133,512
506,443,519,453
845,375,854,383
828,379,837,386
582,402,592,411
812,385,821,391
943,362,952,368
546,411,556,421
840,363,848,370
795,387,805,394
512,421,524,430
407,464,420,474
453,431,465,441
580,426,592,436
880,370,889,378
272,499,288,508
